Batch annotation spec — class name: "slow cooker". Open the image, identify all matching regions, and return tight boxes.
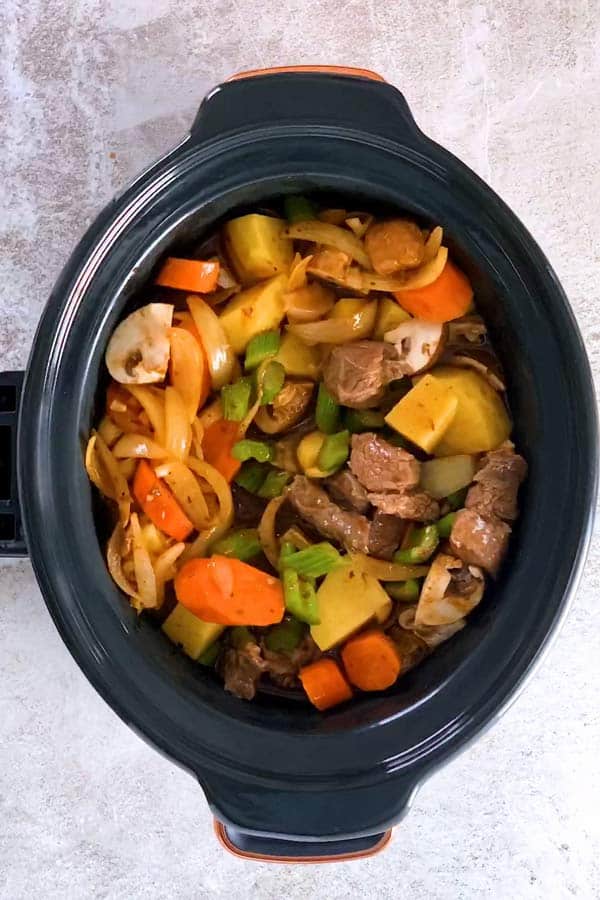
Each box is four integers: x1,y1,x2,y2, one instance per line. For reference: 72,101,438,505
1,67,596,862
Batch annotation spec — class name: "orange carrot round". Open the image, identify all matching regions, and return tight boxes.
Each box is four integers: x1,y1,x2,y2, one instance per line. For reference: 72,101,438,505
156,257,220,294
394,260,473,322
133,460,194,542
202,419,241,482
175,556,285,626
299,658,352,711
341,629,401,691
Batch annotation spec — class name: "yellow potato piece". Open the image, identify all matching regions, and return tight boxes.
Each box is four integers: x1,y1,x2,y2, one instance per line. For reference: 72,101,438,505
161,604,224,660
428,367,511,456
275,331,321,379
219,274,288,353
311,563,392,651
385,374,459,453
373,296,411,339
224,214,293,285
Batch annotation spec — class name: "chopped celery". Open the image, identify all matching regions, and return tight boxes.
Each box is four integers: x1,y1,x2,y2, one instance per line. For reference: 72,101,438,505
282,569,320,625
244,330,281,371
282,541,342,579
221,377,252,421
344,409,386,433
232,439,274,463
230,626,254,649
394,525,439,565
257,468,291,499
264,617,306,652
259,360,286,406
234,460,269,493
284,195,316,224
436,512,456,539
212,528,262,561
385,579,420,603
317,429,350,472
446,487,468,511
197,641,221,666
279,540,297,571
315,383,341,434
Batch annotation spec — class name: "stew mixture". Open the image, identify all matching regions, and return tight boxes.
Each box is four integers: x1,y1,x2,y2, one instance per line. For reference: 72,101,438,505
85,198,526,711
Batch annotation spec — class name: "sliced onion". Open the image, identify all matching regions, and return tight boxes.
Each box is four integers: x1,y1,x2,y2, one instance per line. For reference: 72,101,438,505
394,246,448,293
398,604,466,648
154,542,186,605
287,253,314,291
317,209,348,225
284,220,371,268
125,385,166,444
258,494,287,568
107,522,139,601
351,553,429,582
118,459,137,481
287,300,377,345
164,386,191,460
130,513,158,610
280,526,312,549
94,432,131,523
422,226,443,263
284,282,335,323
155,458,209,529
217,263,239,290
345,213,374,239
112,433,168,459
169,327,204,423
85,434,115,500
182,458,234,560
97,415,122,448
197,398,223,430
187,294,235,389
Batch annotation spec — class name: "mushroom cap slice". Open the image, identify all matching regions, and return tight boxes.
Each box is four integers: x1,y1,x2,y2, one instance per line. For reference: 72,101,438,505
384,319,447,375
254,380,314,435
415,552,484,626
397,604,466,648
106,303,174,384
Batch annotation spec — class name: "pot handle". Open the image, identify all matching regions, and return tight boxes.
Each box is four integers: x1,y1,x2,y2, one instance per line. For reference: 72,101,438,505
201,770,416,862
0,371,27,557
189,66,421,147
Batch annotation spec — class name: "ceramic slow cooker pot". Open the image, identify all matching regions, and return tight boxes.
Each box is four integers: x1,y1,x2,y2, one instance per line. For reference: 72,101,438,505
1,67,597,862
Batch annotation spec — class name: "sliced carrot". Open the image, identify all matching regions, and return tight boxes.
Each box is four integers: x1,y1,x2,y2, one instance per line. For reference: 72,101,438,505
202,418,241,481
133,460,194,541
175,555,285,626
299,659,352,711
341,629,401,691
156,257,220,294
394,260,473,323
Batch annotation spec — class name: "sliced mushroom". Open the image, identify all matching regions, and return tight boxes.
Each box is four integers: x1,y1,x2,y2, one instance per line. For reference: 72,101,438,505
397,604,466,648
254,380,314,435
106,303,174,384
446,315,487,345
384,320,447,375
415,552,485,626
442,346,506,392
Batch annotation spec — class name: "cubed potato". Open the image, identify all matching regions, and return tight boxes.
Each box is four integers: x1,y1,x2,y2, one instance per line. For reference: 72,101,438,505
275,332,322,379
385,374,458,453
161,603,224,659
311,562,392,651
219,274,288,353
224,214,293,285
428,367,511,456
420,454,477,499
373,296,411,340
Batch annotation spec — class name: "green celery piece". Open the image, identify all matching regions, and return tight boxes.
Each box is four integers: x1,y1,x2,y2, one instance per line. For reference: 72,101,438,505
259,360,286,406
282,542,342,578
212,528,262,561
244,330,281,371
446,487,468,511
394,525,439,565
234,461,269,493
284,195,316,224
282,569,320,625
385,579,420,603
232,439,274,463
344,409,385,433
317,430,350,472
221,377,252,422
315,383,341,434
436,512,456,539
257,468,291,499
264,618,306,652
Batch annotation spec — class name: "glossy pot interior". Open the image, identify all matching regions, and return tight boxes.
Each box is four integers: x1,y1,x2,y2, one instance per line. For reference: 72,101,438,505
18,75,597,840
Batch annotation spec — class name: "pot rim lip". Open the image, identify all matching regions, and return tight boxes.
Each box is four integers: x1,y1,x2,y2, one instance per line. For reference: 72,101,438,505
17,125,599,791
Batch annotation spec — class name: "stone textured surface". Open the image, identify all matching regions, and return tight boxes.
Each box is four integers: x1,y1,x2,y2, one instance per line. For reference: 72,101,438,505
1,2,599,898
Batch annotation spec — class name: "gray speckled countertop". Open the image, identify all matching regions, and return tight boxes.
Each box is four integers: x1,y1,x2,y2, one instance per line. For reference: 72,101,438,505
1,2,599,898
